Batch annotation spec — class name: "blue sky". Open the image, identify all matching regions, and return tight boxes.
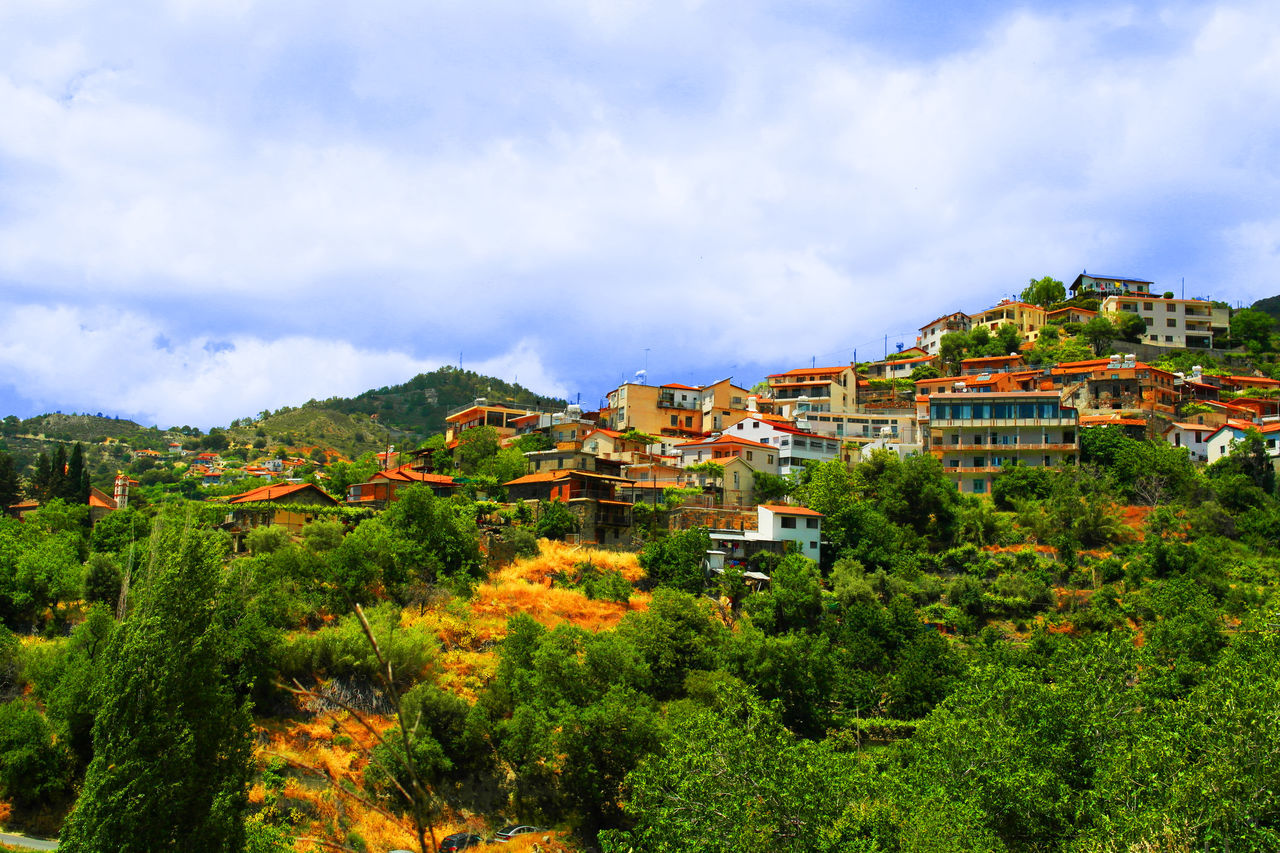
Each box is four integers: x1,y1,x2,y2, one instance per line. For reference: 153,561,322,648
1,0,1278,428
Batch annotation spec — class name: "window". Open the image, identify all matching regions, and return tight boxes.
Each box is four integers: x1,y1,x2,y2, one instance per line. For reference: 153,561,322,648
1166,335,1174,342
767,455,774,464
1143,301,1153,310
947,459,959,468
806,518,818,529
810,541,818,550
950,434,961,445
781,516,797,529
972,456,985,467
1167,303,1177,312
684,416,693,428
1167,318,1177,328
972,479,986,493
752,421,759,429
670,415,678,426
737,422,743,430
746,451,753,461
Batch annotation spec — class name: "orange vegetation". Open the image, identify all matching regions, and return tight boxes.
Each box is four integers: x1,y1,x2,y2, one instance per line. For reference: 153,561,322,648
468,540,649,635
254,540,634,851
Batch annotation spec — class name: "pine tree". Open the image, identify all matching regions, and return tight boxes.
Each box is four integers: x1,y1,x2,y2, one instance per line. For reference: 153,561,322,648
59,513,253,853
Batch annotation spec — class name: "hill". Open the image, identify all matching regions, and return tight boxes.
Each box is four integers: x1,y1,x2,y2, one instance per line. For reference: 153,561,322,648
264,366,567,447
1251,294,1280,323
16,412,147,443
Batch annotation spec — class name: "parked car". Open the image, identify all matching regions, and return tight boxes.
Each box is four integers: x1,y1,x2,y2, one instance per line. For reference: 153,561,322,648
438,833,484,852
438,833,483,852
494,824,545,843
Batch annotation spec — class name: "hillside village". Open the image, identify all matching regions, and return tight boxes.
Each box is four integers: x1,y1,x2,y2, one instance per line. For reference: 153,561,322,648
4,273,1280,850
4,272,1279,561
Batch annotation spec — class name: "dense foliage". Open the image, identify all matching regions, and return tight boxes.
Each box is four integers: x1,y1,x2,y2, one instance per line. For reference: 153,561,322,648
2,421,1280,851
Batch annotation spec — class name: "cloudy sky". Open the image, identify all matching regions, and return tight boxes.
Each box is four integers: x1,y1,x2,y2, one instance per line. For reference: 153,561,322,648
2,0,1278,428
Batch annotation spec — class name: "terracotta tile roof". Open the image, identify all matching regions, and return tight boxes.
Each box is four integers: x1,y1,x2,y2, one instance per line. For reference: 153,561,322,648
767,366,850,379
371,463,457,486
759,504,823,516
676,434,774,450
1080,415,1147,427
1165,422,1213,432
227,482,336,504
661,383,699,390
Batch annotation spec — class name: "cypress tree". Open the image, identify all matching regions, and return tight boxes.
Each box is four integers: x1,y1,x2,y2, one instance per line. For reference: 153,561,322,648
31,452,51,501
63,443,88,504
0,452,18,510
59,513,252,853
48,445,67,502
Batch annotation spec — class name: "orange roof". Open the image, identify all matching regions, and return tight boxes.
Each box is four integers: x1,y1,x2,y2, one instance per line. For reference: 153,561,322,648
767,366,849,379
227,482,336,504
676,434,774,450
372,463,456,486
504,469,632,486
88,490,116,510
584,428,625,440
759,504,823,516
1081,415,1147,427
661,383,699,390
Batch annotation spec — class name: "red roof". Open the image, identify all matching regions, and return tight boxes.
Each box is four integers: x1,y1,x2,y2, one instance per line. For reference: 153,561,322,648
661,383,699,390
759,504,823,517
677,434,774,450
767,366,849,379
372,463,456,486
227,482,336,504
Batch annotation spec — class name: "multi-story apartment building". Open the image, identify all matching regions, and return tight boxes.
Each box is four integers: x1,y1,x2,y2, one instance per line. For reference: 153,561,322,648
922,390,1079,495
766,366,858,414
1101,295,1230,349
601,378,751,439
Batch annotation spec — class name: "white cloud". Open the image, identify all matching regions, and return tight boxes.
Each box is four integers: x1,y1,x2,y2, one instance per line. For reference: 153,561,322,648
0,0,1278,420
0,303,568,428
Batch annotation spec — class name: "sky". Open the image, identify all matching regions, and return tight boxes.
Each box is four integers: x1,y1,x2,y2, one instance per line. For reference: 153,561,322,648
1,0,1278,429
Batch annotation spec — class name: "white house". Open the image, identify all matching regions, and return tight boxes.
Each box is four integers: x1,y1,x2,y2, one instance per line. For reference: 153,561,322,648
724,415,841,475
1204,421,1259,463
1162,422,1213,463
752,504,823,563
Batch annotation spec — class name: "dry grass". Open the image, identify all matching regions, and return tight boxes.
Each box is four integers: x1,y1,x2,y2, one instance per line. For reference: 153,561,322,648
254,539,630,852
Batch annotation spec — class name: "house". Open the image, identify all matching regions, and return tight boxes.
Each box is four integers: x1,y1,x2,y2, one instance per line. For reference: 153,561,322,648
766,366,858,415
219,482,339,548
917,312,971,355
863,354,937,381
1045,306,1098,326
445,399,559,444
674,434,778,472
503,470,635,545
1049,355,1179,419
960,354,1027,375
755,504,823,563
601,378,753,439
1205,420,1264,463
1163,422,1215,462
1102,295,1229,349
923,390,1079,495
88,487,117,524
346,463,457,507
722,415,841,475
1069,272,1153,298
968,300,1046,344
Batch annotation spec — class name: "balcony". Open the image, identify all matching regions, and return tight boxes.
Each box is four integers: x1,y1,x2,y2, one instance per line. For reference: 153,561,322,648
657,394,698,410
946,443,1076,452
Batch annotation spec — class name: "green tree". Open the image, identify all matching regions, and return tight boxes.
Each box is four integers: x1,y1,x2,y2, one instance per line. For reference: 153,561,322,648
1114,311,1147,343
1230,307,1274,351
454,426,501,475
1020,275,1066,308
536,499,580,541
0,451,19,510
1081,315,1117,355
0,699,70,809
638,528,711,594
60,514,254,853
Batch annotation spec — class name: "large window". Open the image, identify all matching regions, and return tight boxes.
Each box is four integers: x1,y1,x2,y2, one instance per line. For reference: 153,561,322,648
781,516,797,529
